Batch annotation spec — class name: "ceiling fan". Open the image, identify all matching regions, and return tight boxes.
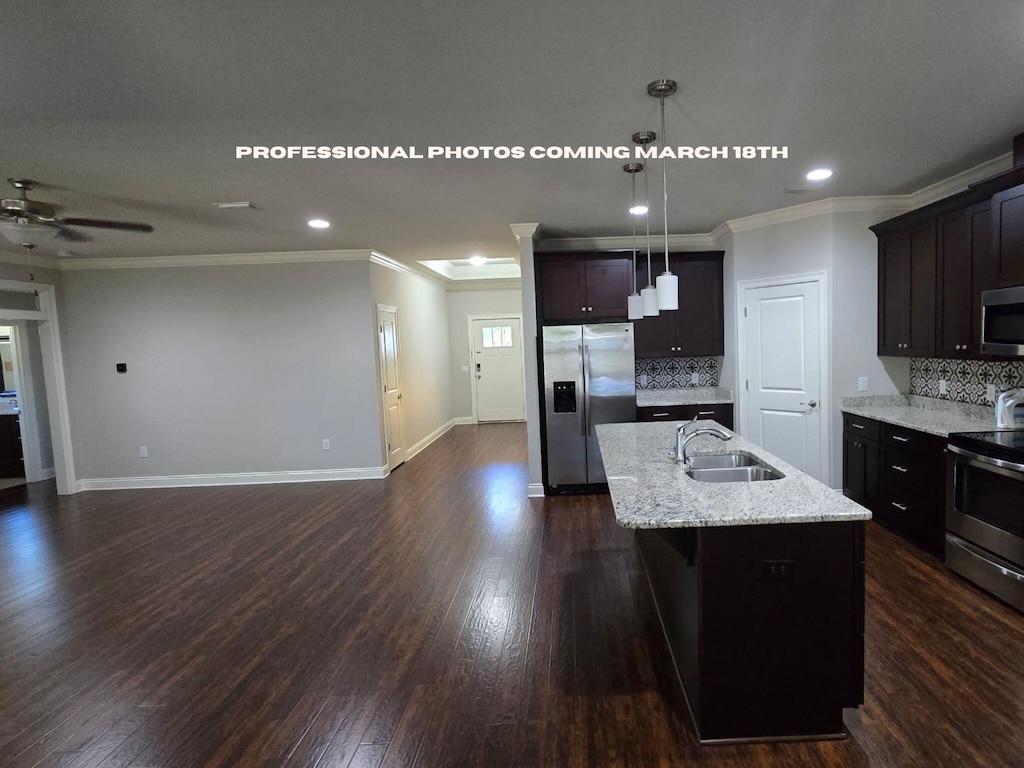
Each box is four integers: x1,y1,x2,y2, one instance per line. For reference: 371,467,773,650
0,178,154,247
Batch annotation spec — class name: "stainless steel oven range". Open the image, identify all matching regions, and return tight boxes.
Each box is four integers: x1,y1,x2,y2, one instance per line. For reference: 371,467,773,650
946,430,1024,612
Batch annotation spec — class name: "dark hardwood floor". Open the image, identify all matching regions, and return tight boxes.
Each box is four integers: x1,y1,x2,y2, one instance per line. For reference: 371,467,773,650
0,422,1022,767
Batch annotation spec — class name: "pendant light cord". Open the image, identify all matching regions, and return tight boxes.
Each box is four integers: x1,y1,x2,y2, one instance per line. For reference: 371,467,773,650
631,172,638,294
644,164,653,288
661,95,670,272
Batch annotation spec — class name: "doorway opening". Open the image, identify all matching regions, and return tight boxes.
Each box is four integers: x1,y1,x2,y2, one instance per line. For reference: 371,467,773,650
736,272,829,483
469,314,526,423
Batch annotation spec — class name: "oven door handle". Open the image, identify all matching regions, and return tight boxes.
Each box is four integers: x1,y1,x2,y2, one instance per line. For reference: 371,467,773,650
948,444,1024,477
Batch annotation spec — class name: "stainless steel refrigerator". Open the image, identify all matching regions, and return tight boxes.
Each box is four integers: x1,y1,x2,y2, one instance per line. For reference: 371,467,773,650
542,323,636,488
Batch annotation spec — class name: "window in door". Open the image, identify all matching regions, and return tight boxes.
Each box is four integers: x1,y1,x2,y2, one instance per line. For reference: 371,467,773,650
481,325,513,349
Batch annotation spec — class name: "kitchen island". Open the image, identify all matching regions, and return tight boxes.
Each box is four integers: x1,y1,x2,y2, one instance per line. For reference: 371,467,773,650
596,420,870,744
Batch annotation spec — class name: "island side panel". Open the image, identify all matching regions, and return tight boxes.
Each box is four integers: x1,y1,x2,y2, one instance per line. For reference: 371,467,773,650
698,521,865,742
635,527,701,723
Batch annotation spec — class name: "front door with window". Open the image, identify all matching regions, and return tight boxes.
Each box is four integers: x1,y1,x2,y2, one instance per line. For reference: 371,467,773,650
471,318,525,422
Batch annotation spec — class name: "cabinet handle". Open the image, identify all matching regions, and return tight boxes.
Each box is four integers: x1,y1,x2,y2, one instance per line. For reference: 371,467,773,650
892,502,908,511
588,306,593,312
891,465,908,473
651,412,670,417
698,411,715,416
850,423,865,430
892,435,909,443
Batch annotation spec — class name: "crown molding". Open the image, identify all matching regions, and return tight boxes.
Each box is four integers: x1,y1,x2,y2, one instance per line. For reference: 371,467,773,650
510,223,540,243
908,151,1012,208
536,233,717,251
58,248,376,270
445,278,522,292
0,251,61,271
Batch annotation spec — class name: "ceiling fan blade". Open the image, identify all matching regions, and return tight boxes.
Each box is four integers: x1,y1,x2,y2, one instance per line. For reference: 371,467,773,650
57,217,153,233
55,228,92,243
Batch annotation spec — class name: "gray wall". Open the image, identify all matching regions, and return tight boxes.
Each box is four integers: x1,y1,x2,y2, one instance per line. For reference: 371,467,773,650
720,210,909,487
60,260,384,479
370,264,453,452
446,288,523,419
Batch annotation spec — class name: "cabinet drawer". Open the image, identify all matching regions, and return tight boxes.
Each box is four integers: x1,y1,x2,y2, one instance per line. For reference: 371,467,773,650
877,484,927,537
880,423,933,453
881,445,931,490
637,403,733,429
843,413,880,441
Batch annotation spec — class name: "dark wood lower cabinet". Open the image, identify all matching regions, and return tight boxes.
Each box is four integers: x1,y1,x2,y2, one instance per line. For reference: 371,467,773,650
842,414,944,556
0,414,24,478
637,403,733,430
637,521,865,743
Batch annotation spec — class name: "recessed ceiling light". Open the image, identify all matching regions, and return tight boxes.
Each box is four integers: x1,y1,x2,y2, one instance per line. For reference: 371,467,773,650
308,218,331,229
806,168,833,181
629,205,649,215
468,255,487,266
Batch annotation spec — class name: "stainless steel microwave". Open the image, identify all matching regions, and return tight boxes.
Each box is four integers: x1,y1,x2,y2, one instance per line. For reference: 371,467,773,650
982,286,1024,356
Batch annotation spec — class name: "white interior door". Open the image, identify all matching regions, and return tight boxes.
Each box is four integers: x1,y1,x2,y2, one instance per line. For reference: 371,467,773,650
742,279,824,481
471,317,525,422
377,306,406,471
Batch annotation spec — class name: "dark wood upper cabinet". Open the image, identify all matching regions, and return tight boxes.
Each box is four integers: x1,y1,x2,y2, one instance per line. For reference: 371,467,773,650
675,257,724,356
539,260,587,321
633,253,724,358
878,231,911,356
935,209,971,357
991,183,1024,287
584,259,631,318
968,201,993,352
877,222,935,357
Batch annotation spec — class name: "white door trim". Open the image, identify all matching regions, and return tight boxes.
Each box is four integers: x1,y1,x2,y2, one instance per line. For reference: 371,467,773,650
0,280,75,494
6,324,41,481
736,271,830,484
376,303,406,472
467,313,526,424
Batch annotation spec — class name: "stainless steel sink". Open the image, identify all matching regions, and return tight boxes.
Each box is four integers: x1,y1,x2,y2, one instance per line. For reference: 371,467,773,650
686,465,784,483
686,453,759,470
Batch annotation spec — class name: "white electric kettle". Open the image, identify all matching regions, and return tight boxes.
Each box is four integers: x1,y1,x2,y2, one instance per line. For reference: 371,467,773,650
995,387,1024,428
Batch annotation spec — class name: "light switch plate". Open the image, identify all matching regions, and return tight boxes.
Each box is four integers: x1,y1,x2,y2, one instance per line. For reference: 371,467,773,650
939,379,948,395
690,372,700,384
858,376,868,392
639,374,648,387
987,383,997,402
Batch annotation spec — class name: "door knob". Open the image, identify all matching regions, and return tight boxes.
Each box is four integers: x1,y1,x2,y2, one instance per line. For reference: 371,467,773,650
801,400,817,408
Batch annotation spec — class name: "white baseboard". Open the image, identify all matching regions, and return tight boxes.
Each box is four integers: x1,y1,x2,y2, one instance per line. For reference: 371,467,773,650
38,466,56,481
405,416,477,461
452,416,476,425
75,465,389,492
527,483,546,498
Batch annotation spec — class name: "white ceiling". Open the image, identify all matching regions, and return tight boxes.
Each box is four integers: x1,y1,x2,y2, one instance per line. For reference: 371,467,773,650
3,1,1022,271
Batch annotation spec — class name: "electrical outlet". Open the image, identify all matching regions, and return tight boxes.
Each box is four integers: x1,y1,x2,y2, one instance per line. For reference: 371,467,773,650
639,373,648,387
858,376,868,392
690,372,700,385
939,379,948,395
322,439,330,450
987,383,997,403
139,446,148,458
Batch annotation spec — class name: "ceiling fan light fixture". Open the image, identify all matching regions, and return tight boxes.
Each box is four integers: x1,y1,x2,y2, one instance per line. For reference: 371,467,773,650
0,218,55,247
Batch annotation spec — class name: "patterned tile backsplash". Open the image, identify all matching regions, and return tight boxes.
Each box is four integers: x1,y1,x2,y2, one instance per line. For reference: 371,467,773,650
911,357,1024,405
636,356,719,389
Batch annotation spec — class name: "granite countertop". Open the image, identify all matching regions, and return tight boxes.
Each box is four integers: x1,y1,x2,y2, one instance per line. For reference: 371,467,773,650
636,387,733,408
840,395,994,437
595,420,870,529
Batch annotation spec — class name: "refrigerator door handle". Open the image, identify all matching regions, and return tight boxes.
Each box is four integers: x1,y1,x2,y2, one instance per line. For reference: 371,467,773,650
583,344,592,436
578,344,587,436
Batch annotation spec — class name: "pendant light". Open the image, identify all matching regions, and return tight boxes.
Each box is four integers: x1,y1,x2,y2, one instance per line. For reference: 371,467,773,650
633,130,659,317
650,78,679,311
624,163,644,321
